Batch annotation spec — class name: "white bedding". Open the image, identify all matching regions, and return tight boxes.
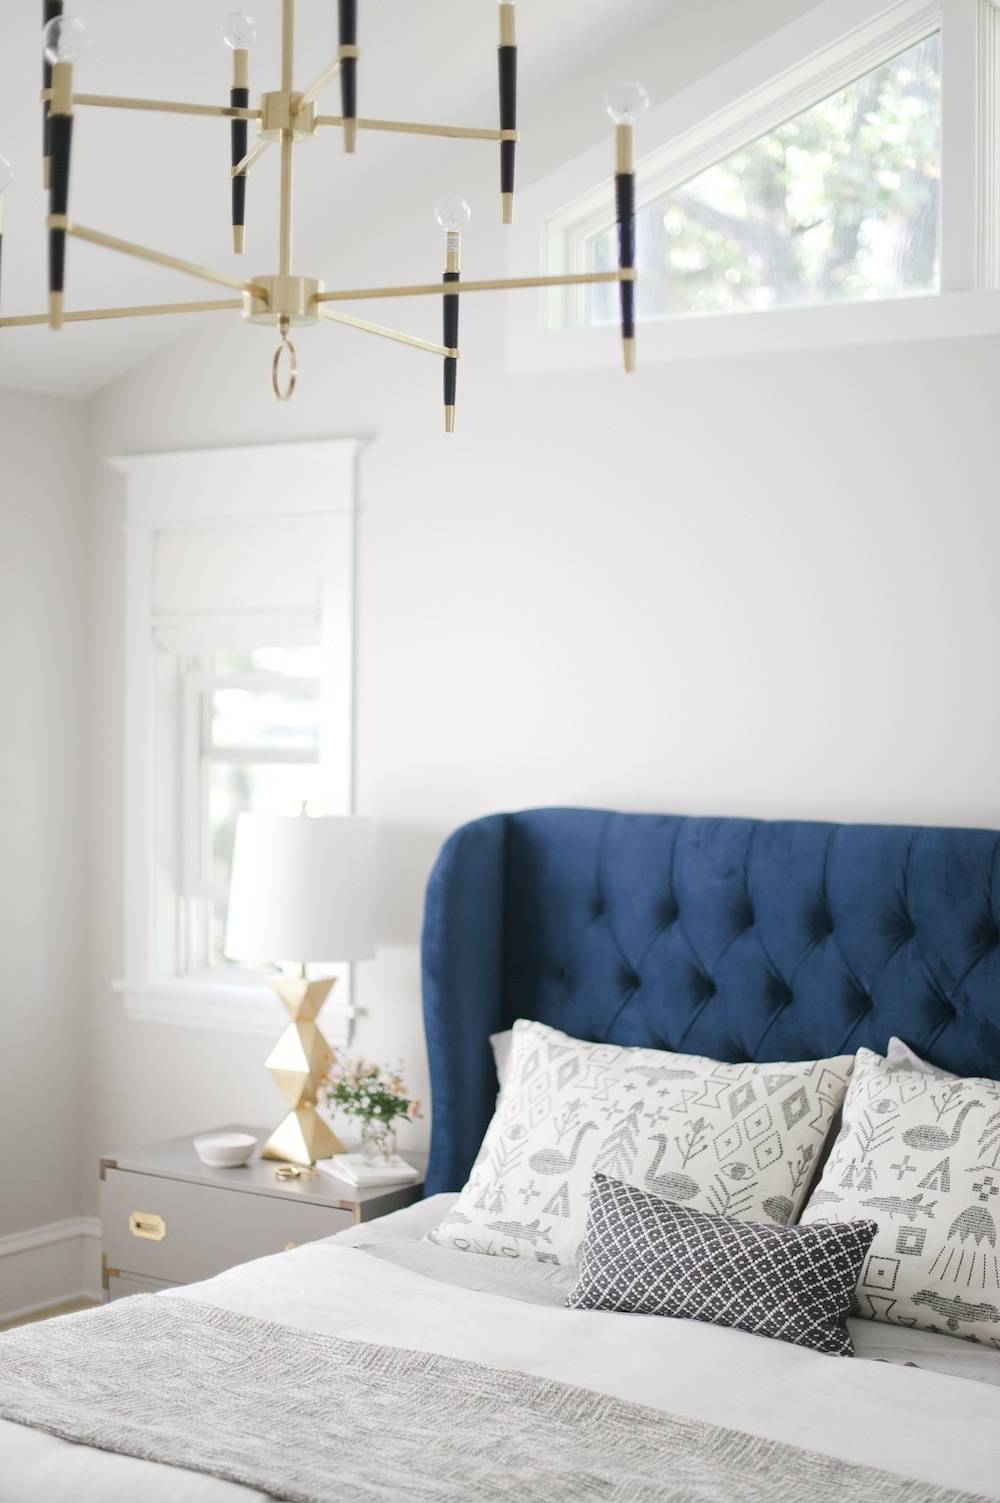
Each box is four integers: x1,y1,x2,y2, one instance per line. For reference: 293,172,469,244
2,1194,999,1502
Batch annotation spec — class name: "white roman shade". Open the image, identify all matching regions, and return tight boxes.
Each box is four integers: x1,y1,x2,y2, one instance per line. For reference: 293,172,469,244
152,521,324,647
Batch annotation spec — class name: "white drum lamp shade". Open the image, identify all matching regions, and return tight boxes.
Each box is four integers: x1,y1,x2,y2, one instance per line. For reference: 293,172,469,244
225,814,375,965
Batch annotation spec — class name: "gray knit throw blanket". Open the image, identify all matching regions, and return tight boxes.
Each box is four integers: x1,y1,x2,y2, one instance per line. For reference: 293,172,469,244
0,1296,988,1503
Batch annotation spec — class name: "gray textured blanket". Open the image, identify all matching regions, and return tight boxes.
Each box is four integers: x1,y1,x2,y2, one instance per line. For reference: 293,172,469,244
0,1296,988,1503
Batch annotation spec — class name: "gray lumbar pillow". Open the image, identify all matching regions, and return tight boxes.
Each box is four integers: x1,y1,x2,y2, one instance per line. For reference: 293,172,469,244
566,1172,876,1357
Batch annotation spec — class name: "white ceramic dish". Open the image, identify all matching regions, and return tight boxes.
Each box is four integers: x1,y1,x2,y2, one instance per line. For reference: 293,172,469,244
193,1131,258,1169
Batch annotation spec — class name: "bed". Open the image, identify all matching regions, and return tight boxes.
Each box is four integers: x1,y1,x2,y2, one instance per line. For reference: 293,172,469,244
3,807,1000,1501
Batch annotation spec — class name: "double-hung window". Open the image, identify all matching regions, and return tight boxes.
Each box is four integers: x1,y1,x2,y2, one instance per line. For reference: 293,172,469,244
180,644,324,975
113,441,359,1038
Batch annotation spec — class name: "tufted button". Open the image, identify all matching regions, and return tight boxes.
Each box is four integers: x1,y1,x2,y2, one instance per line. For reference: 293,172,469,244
701,978,717,1000
625,971,641,992
658,898,678,927
592,897,605,920
561,966,573,986
772,981,793,1008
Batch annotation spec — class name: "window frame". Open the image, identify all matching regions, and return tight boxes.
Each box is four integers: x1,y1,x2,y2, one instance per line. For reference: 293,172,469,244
505,0,1000,373
559,29,944,329
111,440,361,1042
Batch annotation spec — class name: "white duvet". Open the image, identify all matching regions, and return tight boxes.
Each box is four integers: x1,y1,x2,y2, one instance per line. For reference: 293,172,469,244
2,1195,999,1502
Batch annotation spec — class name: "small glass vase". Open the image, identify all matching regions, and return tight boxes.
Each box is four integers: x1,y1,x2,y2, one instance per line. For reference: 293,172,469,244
359,1118,397,1165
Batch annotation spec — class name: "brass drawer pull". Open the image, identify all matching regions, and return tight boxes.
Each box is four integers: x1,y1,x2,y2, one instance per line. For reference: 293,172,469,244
285,1241,299,1251
129,1211,166,1242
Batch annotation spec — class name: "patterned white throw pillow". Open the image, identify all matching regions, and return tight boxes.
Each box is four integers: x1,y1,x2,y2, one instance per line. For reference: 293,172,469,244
429,1020,855,1267
800,1047,1000,1346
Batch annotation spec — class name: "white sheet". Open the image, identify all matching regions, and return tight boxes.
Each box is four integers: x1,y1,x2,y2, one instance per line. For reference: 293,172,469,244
342,1196,1000,1390
2,1196,999,1502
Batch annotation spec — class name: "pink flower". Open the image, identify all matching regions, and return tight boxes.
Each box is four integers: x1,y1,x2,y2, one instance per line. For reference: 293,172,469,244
407,1099,421,1120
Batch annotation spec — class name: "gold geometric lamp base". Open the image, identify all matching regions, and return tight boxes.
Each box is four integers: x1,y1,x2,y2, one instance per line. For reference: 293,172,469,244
223,813,376,1170
261,976,344,1167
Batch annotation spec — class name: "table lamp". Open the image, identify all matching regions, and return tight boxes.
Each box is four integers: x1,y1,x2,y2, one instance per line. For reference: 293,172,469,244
225,812,375,1167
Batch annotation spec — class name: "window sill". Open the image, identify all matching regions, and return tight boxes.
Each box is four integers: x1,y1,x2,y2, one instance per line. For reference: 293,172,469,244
113,977,355,1041
506,290,1000,375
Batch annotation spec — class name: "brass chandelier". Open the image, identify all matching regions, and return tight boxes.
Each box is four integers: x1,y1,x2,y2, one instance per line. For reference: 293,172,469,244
0,2,648,428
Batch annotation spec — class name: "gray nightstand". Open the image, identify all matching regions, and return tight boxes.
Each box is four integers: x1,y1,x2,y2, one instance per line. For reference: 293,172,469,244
99,1126,426,1301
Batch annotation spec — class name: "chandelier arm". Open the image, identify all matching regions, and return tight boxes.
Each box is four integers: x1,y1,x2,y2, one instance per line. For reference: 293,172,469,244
278,0,295,277
314,115,515,144
338,1,359,154
64,222,268,298
282,0,295,91
231,141,272,179
314,269,634,303
279,137,294,276
615,123,638,374
42,1,63,189
298,50,359,111
47,62,74,330
0,299,241,329
442,234,461,435
231,47,250,256
318,306,456,360
497,1,517,224
41,91,262,122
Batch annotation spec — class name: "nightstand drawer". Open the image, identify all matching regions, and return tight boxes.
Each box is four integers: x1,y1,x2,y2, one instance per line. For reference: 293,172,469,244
106,1272,178,1302
103,1168,354,1285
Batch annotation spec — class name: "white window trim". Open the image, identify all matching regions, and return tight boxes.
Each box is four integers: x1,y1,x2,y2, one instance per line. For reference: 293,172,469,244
109,439,362,1041
978,0,1000,287
506,0,1000,374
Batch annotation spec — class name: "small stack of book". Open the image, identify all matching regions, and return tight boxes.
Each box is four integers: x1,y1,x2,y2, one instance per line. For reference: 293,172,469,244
316,1153,421,1190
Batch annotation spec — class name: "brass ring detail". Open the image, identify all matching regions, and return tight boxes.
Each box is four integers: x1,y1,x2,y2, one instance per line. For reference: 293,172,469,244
271,323,298,402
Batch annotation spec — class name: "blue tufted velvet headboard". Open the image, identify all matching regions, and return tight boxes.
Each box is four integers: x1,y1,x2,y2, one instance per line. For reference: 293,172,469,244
420,808,1000,1196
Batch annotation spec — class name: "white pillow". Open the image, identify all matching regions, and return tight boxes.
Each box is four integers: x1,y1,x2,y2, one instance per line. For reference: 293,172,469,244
886,1036,956,1079
800,1046,1000,1345
429,1019,855,1267
489,1029,513,1090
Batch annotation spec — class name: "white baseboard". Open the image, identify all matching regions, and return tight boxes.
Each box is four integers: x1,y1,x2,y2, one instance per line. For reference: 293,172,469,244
1,1288,102,1326
0,1217,102,1322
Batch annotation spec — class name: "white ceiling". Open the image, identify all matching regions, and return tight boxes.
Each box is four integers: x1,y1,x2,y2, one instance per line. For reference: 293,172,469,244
0,0,667,399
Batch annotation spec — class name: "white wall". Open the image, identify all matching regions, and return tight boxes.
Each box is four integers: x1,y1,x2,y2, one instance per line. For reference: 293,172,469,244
0,388,93,1314
77,0,1000,1212
83,317,1000,1213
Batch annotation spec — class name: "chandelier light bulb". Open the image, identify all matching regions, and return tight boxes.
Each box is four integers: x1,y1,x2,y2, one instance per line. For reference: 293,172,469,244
604,81,650,126
42,15,90,66
0,157,14,196
222,11,256,50
434,196,472,234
